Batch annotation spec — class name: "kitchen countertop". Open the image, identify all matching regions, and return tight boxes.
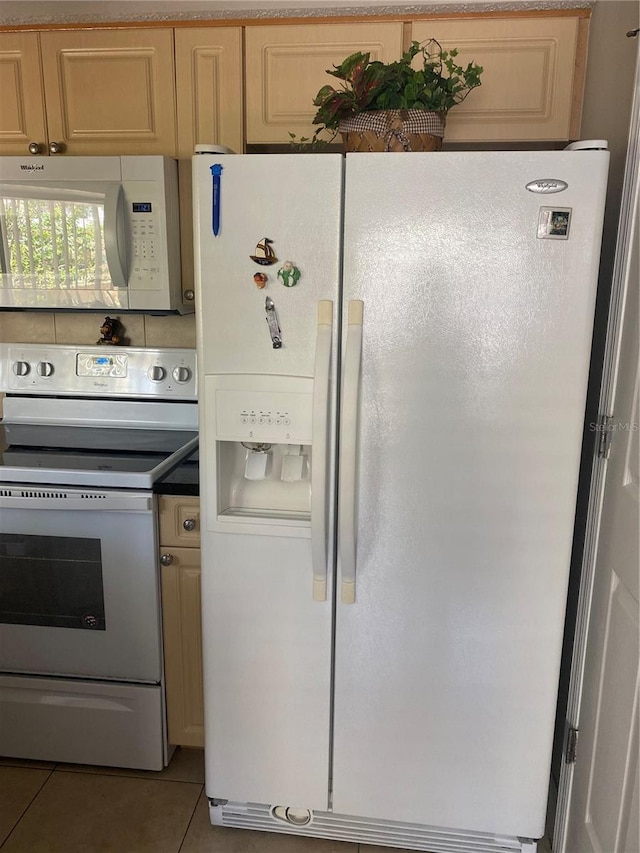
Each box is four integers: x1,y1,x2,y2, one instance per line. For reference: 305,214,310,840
153,446,200,496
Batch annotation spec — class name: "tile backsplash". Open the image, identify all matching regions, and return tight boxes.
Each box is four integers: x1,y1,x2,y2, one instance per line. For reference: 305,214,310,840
0,312,196,349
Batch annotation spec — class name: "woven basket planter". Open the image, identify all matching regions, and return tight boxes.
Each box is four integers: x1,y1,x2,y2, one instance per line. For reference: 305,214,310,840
339,109,446,152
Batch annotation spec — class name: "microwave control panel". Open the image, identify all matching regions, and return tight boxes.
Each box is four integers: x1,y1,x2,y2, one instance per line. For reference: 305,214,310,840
125,182,164,290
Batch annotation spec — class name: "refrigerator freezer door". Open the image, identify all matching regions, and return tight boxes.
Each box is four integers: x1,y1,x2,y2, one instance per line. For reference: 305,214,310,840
193,154,343,380
194,155,343,810
332,151,609,837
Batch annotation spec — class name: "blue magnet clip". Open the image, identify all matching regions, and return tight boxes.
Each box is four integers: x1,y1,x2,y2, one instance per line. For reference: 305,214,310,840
211,164,223,236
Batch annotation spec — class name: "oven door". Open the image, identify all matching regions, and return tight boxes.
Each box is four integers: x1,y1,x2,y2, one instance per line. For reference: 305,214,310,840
0,486,162,682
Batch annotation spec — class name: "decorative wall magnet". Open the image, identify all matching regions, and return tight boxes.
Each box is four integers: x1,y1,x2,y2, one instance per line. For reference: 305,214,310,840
210,164,222,236
251,238,278,266
277,261,301,288
253,272,268,289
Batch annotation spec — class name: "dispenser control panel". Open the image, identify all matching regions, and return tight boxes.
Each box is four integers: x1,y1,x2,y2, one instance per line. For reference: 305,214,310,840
215,389,313,443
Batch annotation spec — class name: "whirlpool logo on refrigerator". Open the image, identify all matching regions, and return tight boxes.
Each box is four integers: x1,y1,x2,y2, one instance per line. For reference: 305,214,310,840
526,179,568,194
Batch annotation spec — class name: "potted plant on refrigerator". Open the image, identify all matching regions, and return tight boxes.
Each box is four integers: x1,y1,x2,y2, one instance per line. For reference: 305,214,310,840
291,40,483,152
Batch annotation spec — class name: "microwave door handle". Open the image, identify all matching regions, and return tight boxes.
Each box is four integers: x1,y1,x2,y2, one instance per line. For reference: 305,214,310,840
104,185,128,288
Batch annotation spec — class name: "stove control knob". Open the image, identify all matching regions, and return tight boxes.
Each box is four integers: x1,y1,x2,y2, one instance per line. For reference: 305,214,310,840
13,360,31,377
37,361,54,377
172,366,192,383
148,365,166,382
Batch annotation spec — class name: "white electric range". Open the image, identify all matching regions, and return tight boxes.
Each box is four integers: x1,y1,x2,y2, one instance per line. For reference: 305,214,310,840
0,343,197,770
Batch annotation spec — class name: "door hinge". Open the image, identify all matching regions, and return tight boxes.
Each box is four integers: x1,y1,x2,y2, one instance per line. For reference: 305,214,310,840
596,414,613,459
565,726,579,764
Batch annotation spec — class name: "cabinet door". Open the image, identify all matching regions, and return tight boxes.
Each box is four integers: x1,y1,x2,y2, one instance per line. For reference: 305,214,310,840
174,27,243,305
411,15,587,142
175,26,243,158
245,22,404,144
0,33,48,156
159,496,200,548
40,29,177,155
161,547,204,749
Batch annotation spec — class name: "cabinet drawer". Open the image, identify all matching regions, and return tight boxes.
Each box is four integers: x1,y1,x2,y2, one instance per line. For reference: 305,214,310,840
159,495,201,548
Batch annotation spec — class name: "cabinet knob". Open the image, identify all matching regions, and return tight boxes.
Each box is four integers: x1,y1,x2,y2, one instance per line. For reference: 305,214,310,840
160,553,174,566
183,290,195,301
49,141,65,155
183,518,197,532
28,142,43,155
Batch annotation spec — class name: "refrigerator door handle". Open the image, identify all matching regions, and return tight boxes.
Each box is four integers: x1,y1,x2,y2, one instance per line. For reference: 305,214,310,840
339,300,364,604
311,300,333,602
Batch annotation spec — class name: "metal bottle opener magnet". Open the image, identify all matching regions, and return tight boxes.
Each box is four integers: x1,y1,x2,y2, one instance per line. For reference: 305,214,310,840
265,297,282,348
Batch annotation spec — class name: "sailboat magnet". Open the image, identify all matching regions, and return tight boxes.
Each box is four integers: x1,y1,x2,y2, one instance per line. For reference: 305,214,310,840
250,238,278,266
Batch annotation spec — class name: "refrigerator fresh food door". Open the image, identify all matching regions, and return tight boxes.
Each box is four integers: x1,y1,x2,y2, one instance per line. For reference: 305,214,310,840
333,150,608,838
193,154,343,810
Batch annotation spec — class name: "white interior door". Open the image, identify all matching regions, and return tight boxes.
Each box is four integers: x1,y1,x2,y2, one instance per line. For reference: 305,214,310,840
563,55,640,853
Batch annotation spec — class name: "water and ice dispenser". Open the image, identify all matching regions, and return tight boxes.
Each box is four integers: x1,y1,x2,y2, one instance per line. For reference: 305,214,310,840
204,374,316,533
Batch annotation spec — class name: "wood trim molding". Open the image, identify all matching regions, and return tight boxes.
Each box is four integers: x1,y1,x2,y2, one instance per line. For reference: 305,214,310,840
569,13,590,138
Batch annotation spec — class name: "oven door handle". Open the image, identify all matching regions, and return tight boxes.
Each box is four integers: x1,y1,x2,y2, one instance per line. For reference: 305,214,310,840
0,492,153,511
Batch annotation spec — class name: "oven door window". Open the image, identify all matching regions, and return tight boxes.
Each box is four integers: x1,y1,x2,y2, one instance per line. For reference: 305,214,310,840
0,533,105,630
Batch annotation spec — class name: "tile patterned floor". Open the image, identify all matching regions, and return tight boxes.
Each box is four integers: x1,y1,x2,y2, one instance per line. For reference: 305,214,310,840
0,749,552,853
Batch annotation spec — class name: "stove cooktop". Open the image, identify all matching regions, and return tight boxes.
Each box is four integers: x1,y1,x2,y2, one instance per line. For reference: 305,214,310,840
0,345,199,490
0,422,198,490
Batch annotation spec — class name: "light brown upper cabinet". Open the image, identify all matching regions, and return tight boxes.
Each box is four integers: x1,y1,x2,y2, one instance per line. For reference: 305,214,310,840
174,27,244,302
39,29,177,156
411,15,588,142
174,27,243,157
245,22,404,144
0,33,48,155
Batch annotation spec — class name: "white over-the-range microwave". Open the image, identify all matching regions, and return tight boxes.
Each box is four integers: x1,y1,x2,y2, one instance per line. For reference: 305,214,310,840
0,156,190,313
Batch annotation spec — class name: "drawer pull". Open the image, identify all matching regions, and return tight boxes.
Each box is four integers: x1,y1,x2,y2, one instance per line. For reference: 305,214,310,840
183,518,197,532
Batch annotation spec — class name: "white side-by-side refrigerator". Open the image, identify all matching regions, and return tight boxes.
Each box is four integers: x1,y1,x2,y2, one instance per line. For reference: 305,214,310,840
192,147,609,853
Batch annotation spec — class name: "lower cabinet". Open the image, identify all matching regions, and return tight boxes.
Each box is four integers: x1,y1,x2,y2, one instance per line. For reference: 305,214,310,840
159,496,204,749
